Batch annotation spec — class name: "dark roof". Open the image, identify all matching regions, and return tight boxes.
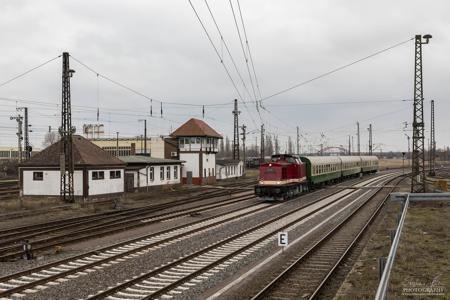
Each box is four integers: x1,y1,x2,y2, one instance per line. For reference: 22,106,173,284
216,159,242,166
170,118,222,138
119,156,184,165
20,135,125,167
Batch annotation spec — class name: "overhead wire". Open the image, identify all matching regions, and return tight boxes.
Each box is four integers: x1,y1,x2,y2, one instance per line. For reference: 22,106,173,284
236,0,263,102
254,37,415,104
0,55,62,89
204,0,257,127
228,0,262,122
187,0,247,108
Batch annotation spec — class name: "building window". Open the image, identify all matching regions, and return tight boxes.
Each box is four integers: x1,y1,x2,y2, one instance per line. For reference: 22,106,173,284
204,168,206,178
92,171,105,180
110,170,121,179
174,166,178,179
196,137,201,144
33,172,43,181
160,167,164,180
166,166,171,180
150,167,154,181
212,168,215,176
180,138,184,147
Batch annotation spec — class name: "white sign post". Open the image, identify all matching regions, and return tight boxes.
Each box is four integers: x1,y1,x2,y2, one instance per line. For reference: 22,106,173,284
278,232,288,248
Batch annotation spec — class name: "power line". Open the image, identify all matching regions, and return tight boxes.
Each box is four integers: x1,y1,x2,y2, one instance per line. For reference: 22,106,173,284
236,0,263,102
187,0,247,107
228,0,262,122
204,0,257,127
255,37,414,104
0,55,62,89
69,55,231,108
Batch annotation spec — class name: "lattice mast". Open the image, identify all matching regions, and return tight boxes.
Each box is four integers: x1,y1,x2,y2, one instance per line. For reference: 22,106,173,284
429,99,436,176
232,99,240,160
60,52,75,202
411,34,431,193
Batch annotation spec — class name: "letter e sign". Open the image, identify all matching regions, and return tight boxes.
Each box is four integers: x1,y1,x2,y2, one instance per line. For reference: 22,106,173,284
278,232,288,246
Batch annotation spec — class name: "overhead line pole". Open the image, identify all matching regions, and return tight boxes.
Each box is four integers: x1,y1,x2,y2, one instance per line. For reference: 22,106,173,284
429,100,435,176
411,34,431,193
368,124,373,155
232,99,241,160
241,124,246,175
357,122,361,156
260,124,265,164
60,52,75,203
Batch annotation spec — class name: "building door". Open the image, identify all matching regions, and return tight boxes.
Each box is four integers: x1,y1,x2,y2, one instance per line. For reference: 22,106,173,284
187,171,192,184
125,173,134,192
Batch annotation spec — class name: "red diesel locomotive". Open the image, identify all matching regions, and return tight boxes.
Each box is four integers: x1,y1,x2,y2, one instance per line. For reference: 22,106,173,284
254,154,308,200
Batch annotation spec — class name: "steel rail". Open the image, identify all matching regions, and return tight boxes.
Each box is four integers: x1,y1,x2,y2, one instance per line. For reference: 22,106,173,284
85,188,364,299
251,174,405,300
0,196,265,297
0,192,255,260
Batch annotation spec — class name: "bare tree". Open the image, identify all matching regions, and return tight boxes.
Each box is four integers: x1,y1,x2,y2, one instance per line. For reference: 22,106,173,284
42,131,59,148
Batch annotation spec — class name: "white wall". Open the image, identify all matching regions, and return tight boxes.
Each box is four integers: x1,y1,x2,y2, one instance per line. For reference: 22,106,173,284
180,153,200,178
202,153,216,178
88,169,124,195
23,170,83,196
131,164,181,188
216,161,244,180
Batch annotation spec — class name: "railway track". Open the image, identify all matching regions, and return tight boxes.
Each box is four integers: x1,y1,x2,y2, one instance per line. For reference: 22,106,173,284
250,174,405,300
80,174,398,300
0,189,256,261
0,174,386,298
0,182,19,200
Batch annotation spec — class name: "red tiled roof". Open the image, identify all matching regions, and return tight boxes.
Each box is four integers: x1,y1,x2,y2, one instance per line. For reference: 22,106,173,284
170,118,222,138
20,135,125,167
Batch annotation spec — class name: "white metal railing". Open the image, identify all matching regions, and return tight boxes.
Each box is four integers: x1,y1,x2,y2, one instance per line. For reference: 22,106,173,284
374,194,410,300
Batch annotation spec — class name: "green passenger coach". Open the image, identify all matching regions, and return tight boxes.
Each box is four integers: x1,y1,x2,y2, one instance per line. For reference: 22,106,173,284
300,156,342,185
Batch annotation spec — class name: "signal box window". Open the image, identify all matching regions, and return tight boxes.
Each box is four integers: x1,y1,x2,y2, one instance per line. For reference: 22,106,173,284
160,167,164,180
92,171,105,180
110,170,121,179
174,166,178,179
150,167,154,181
33,172,43,181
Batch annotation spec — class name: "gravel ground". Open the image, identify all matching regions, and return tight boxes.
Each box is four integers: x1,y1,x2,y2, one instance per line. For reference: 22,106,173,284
0,173,382,300
20,182,361,299
0,194,258,278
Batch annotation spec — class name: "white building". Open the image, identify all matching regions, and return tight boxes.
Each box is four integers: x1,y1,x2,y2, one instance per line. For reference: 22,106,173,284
216,159,244,180
19,135,125,199
170,118,221,185
119,156,183,191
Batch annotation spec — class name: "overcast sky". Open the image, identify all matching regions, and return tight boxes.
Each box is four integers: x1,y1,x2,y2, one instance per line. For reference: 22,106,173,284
0,0,449,153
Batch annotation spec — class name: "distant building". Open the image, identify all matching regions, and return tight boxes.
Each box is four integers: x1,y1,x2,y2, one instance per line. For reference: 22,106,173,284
216,159,244,180
0,147,40,160
120,156,183,191
19,136,125,199
89,136,177,159
83,123,105,139
171,118,221,185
